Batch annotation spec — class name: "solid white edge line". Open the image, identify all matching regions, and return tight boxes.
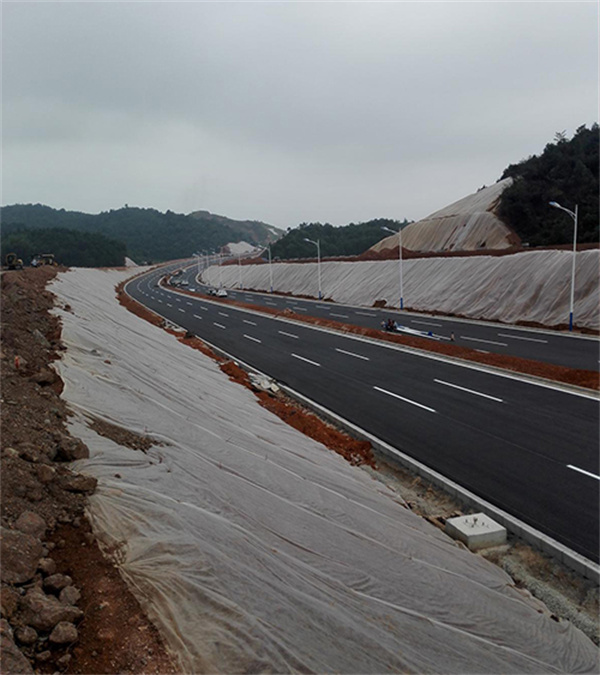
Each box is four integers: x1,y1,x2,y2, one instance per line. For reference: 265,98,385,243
567,465,600,481
374,386,436,413
335,348,370,361
434,379,503,402
279,330,299,339
291,353,320,367
243,334,262,344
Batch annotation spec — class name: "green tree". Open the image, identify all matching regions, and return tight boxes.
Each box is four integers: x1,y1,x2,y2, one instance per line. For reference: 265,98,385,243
499,124,599,245
270,218,411,260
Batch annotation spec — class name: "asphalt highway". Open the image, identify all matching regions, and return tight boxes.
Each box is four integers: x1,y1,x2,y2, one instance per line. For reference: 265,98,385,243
126,266,600,563
179,264,600,372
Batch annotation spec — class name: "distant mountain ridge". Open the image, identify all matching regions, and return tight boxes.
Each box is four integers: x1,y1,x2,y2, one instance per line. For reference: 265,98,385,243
188,210,283,245
1,204,284,263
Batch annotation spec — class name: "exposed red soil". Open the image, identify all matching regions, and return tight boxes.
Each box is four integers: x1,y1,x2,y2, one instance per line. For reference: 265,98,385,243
174,330,377,469
46,521,178,675
114,285,377,468
1,267,178,674
219,362,376,468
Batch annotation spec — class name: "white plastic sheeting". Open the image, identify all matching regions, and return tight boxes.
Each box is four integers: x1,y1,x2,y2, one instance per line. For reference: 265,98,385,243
50,269,599,673
209,249,600,330
372,179,515,253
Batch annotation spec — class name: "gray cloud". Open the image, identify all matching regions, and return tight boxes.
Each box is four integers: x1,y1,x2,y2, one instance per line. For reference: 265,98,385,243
3,1,597,227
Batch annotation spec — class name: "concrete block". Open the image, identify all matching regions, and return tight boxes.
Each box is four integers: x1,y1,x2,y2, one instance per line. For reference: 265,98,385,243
445,513,507,551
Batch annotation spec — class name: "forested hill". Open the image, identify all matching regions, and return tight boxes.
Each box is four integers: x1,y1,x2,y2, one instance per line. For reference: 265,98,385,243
1,227,126,267
0,205,283,263
271,219,411,260
497,124,599,246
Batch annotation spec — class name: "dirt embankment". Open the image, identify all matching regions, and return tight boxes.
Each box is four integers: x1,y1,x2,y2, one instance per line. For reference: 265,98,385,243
0,267,177,675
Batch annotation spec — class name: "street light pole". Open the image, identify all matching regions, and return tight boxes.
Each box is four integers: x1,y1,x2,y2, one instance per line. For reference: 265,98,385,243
382,226,404,310
193,253,201,282
303,238,322,299
549,201,578,331
267,245,274,293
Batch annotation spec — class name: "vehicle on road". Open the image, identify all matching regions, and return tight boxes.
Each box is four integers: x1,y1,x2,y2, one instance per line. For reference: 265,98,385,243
216,289,228,297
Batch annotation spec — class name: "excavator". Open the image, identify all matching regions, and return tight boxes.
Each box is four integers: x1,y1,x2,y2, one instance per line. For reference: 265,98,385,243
31,253,57,267
5,252,24,270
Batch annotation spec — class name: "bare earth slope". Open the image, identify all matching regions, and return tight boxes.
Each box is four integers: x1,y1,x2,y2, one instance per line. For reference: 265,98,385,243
0,267,177,674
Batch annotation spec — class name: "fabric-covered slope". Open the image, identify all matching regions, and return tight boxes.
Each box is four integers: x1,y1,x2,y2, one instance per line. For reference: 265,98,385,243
51,269,599,673
210,248,599,330
372,179,515,253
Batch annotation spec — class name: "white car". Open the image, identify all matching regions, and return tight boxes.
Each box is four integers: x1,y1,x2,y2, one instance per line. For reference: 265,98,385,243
216,289,228,297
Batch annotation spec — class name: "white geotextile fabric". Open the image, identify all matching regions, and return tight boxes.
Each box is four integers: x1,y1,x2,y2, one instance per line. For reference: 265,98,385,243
372,179,514,253
208,249,600,330
50,269,599,674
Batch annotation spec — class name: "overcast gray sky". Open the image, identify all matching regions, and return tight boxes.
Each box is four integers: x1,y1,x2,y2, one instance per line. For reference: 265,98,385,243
2,1,598,229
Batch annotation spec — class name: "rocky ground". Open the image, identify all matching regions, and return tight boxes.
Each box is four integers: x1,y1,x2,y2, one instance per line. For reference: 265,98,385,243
1,267,598,675
1,267,177,674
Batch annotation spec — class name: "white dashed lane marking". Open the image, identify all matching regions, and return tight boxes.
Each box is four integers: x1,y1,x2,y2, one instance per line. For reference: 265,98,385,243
434,379,503,403
374,386,436,413
335,348,370,361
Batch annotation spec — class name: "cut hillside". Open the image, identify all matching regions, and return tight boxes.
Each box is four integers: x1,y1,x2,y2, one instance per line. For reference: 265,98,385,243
206,248,600,331
370,125,598,256
371,179,517,254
